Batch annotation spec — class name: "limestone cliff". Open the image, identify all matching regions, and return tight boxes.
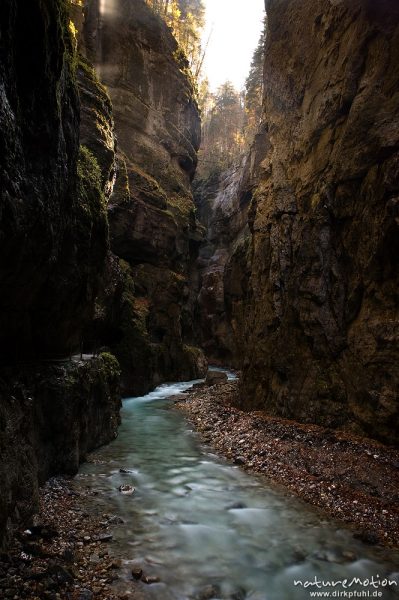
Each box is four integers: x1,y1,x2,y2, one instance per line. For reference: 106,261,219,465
225,0,399,444
0,0,110,360
0,355,121,548
82,0,207,394
0,0,121,547
194,129,268,363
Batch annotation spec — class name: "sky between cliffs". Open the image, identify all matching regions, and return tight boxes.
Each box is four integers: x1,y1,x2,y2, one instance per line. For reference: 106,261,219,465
202,0,265,92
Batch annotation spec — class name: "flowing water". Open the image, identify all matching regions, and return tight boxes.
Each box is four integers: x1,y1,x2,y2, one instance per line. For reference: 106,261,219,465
75,373,399,600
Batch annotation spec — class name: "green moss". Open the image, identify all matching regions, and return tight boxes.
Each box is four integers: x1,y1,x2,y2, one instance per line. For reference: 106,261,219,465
77,145,107,216
99,352,121,379
77,55,110,102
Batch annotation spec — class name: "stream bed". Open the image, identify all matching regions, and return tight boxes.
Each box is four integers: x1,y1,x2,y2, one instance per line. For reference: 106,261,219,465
75,374,399,600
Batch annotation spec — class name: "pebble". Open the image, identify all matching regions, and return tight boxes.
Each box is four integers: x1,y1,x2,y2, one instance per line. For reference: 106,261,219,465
176,379,399,549
0,477,128,600
131,567,143,580
118,485,135,495
142,575,160,584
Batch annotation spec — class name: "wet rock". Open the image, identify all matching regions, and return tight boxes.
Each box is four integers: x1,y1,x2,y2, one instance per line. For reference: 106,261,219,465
230,588,247,600
354,530,379,545
342,551,357,562
196,584,221,599
96,533,113,542
233,456,246,465
142,575,160,584
119,468,134,474
131,567,143,580
118,485,135,495
226,502,247,510
108,515,124,525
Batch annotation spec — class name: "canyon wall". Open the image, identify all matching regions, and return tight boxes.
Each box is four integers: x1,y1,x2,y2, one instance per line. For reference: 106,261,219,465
194,130,268,363
82,0,207,394
221,0,399,444
0,0,110,361
0,0,121,547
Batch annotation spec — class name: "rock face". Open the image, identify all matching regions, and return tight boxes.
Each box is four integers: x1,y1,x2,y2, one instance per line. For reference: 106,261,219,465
82,0,207,394
221,0,399,444
0,1,121,547
0,355,121,548
194,131,268,364
0,0,109,360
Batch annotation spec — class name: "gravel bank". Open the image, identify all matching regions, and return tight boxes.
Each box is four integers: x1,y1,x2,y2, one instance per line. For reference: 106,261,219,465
0,477,144,600
175,380,399,549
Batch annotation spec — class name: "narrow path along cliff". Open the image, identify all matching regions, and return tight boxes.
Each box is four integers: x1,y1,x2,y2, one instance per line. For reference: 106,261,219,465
0,0,398,599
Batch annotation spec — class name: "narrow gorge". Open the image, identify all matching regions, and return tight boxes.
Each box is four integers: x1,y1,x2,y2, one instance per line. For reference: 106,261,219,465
0,0,398,598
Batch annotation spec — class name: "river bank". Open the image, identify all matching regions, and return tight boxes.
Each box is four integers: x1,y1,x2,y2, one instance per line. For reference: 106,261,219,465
175,379,399,550
0,477,141,600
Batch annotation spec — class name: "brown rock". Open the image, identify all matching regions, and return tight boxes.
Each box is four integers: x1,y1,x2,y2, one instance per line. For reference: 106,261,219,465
205,371,228,386
131,567,143,581
197,0,399,445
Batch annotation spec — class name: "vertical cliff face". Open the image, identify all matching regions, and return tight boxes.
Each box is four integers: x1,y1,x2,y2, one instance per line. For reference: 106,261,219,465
0,0,111,360
194,130,269,363
229,0,399,444
0,1,121,547
83,0,207,394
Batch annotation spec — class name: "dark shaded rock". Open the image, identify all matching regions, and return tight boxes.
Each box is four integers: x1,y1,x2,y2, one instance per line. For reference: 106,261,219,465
226,502,247,510
23,526,58,540
0,0,109,362
131,567,143,580
108,515,124,525
96,534,113,543
354,530,379,545
205,371,228,386
78,590,94,600
48,563,74,585
196,584,221,600
0,356,121,548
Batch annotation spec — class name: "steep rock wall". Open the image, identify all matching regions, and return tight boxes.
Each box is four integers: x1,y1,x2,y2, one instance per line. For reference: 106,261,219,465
0,0,110,360
83,0,207,394
0,355,121,548
194,130,268,363
234,0,399,444
0,1,121,547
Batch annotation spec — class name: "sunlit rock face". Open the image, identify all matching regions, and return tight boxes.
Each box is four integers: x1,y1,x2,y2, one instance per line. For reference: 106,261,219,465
83,0,207,394
231,0,399,444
